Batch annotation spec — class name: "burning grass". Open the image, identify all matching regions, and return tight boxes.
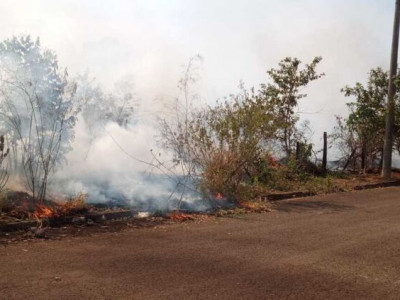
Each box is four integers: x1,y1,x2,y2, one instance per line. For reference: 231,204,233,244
0,191,90,223
166,211,196,221
1,171,394,238
30,194,88,219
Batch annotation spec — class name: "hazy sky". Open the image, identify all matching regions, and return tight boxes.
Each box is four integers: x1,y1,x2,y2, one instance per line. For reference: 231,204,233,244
0,0,396,148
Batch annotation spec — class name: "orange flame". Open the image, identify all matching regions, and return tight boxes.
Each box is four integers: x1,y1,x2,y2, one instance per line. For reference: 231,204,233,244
32,204,56,219
215,192,224,200
29,194,88,220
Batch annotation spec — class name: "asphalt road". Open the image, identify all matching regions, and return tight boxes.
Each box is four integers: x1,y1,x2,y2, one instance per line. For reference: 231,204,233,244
2,187,400,299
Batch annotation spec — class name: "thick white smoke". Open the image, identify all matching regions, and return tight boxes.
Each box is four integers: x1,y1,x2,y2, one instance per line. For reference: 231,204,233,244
49,86,211,211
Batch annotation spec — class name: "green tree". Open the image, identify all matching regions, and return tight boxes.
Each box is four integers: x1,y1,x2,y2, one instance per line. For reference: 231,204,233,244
260,57,325,157
340,68,388,171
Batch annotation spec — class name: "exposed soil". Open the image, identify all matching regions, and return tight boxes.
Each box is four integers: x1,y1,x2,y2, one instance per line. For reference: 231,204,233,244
0,208,266,244
1,187,400,299
0,217,172,245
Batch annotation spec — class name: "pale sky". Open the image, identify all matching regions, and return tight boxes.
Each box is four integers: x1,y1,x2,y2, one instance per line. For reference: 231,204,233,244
0,0,396,149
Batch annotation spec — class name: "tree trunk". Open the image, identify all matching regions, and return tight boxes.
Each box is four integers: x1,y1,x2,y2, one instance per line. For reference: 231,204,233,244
361,142,367,173
343,148,356,171
379,147,384,173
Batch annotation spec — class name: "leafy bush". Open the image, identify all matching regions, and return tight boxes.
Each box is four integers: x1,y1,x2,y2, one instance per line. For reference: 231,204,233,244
160,57,325,203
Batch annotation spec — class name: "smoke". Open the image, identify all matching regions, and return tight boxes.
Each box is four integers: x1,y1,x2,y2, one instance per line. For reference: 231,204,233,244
49,90,211,211
0,1,398,207
0,37,209,211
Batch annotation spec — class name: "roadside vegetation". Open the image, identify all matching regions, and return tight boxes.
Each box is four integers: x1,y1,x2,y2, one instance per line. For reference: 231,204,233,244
0,35,399,221
160,57,400,205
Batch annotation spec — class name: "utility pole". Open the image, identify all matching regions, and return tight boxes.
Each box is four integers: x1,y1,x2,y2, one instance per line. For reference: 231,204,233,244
382,0,400,180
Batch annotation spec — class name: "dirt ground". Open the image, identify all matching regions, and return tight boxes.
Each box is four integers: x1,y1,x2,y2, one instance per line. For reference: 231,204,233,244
2,187,400,299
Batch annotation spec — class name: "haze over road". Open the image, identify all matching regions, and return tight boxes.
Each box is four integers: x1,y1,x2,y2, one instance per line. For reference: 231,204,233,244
2,187,400,299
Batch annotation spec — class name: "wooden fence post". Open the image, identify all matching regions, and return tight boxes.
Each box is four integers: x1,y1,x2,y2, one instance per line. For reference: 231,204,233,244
322,132,327,175
296,142,300,161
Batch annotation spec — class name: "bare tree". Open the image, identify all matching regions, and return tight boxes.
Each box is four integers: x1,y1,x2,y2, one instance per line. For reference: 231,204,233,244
0,36,80,201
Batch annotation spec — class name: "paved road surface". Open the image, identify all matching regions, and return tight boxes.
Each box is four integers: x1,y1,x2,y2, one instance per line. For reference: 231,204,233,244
2,187,400,299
